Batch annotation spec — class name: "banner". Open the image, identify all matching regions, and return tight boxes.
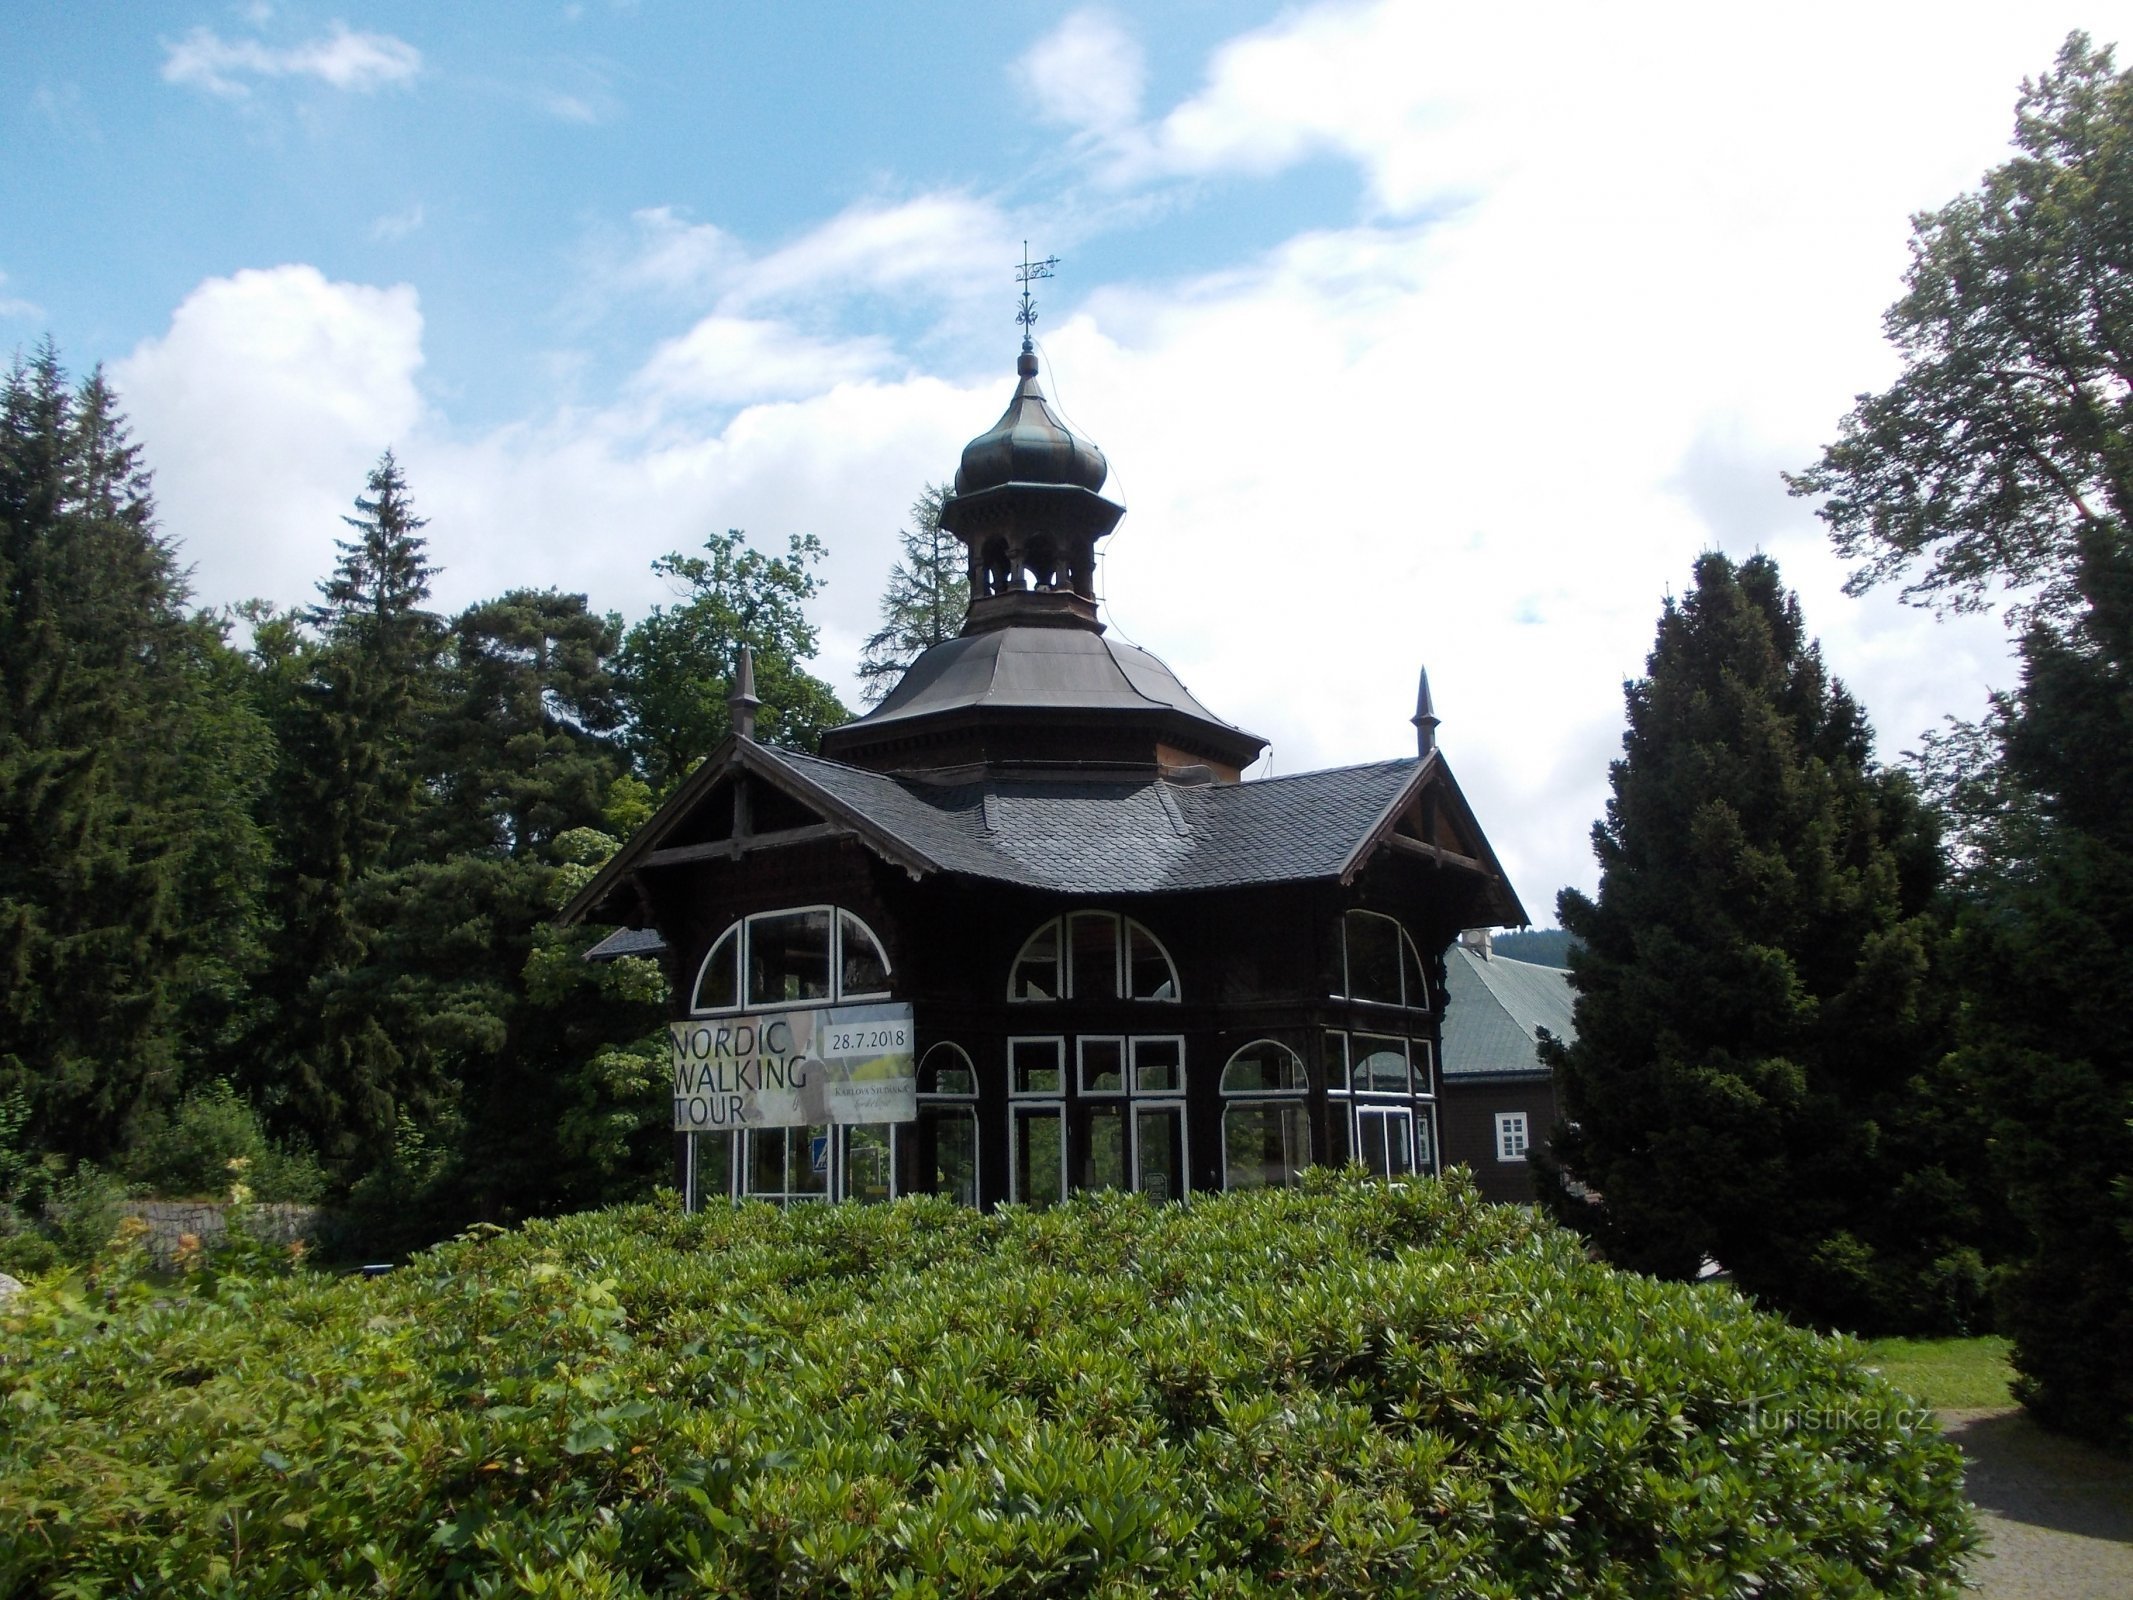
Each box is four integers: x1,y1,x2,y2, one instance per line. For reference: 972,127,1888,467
670,1002,915,1131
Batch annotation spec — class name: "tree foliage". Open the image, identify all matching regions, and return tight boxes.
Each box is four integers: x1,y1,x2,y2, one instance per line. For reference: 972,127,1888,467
857,482,967,704
0,349,268,1159
1795,30,2133,1444
1942,526,2133,1445
1538,553,1992,1333
616,528,850,790
252,453,446,1157
1790,34,2133,625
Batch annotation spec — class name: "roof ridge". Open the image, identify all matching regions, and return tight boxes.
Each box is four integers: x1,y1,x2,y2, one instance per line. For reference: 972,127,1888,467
1228,755,1419,790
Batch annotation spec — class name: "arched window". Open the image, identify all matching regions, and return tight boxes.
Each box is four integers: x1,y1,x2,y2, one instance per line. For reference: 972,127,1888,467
1338,911,1430,1010
1221,1041,1309,1191
692,906,893,1014
1008,913,1179,1002
916,1042,979,1207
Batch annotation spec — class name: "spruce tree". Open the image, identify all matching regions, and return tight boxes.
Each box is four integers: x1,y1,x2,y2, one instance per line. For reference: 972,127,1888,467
0,349,268,1158
857,484,967,704
253,451,445,1156
1539,553,1981,1331
336,591,660,1234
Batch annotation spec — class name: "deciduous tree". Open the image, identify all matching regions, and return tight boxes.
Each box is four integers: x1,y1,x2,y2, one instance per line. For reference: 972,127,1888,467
616,528,849,789
1793,31,2133,1441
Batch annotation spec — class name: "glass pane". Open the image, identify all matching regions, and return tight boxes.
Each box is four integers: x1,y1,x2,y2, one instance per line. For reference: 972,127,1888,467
1415,1107,1437,1175
1069,912,1120,1000
1410,1039,1435,1098
747,1127,786,1196
840,911,891,997
1011,1038,1062,1095
1132,1036,1182,1094
846,1125,896,1203
746,909,832,1007
920,1043,976,1097
1136,1106,1184,1201
1324,1032,1351,1092
924,1107,979,1207
1011,920,1060,1001
1014,1109,1064,1207
1325,1099,1353,1167
1401,931,1429,1011
1345,913,1402,1003
1221,1041,1305,1094
1084,1105,1129,1191
690,1130,733,1207
694,925,739,1012
796,1127,831,1196
1355,1035,1410,1092
1127,922,1178,1000
1079,1037,1124,1093
1224,1103,1308,1190
1360,1110,1414,1179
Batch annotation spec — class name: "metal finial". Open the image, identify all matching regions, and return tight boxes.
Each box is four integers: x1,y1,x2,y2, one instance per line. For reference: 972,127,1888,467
1411,664,1440,756
728,644,761,742
1015,241,1059,355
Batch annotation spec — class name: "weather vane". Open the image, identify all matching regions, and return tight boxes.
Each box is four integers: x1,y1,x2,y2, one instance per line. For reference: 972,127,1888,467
1015,241,1059,353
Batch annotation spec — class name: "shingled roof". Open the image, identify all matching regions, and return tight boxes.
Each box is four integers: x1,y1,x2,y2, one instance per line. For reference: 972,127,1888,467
560,738,1528,929
1441,942,1576,1079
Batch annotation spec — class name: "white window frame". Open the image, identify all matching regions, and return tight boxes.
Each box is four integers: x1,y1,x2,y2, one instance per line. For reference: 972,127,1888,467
1219,1039,1309,1193
1006,914,1180,1003
689,904,894,1016
1496,1111,1530,1163
1333,909,1432,1012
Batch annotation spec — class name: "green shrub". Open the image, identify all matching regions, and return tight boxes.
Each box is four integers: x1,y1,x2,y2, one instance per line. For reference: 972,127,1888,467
0,1173,1976,1597
123,1081,325,1203
39,1164,133,1263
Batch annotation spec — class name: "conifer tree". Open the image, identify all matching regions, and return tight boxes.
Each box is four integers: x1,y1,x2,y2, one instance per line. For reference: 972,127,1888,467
1940,529,2133,1441
253,452,445,1155
857,484,967,704
0,348,268,1157
1539,553,1982,1331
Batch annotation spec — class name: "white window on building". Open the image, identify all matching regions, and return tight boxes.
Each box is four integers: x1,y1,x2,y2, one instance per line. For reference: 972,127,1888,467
1007,914,1179,1002
1496,1111,1530,1162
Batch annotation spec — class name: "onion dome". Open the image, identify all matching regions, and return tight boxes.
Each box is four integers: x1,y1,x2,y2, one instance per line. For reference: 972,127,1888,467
953,348,1110,496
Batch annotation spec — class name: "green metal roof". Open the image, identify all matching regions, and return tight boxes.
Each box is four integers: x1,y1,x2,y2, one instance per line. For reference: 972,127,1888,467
1441,943,1575,1078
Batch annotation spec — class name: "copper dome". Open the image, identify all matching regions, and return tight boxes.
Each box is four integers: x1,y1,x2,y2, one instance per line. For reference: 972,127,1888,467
952,349,1109,496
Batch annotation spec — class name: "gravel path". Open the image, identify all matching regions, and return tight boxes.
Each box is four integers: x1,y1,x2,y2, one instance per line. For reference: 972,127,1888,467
1940,1408,2133,1598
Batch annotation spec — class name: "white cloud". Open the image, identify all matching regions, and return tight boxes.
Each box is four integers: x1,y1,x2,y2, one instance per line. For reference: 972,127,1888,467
162,22,422,97
0,271,40,320
633,316,894,407
111,265,425,613
1017,11,1146,135
369,204,425,242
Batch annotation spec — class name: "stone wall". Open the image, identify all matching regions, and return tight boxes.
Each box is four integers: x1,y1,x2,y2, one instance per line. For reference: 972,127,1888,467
124,1200,319,1268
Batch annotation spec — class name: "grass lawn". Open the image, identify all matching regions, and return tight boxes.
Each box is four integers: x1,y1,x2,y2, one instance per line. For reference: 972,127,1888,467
1861,1335,2016,1410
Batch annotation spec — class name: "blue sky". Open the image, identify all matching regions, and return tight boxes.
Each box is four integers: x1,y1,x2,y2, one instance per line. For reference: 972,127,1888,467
7,1,2130,913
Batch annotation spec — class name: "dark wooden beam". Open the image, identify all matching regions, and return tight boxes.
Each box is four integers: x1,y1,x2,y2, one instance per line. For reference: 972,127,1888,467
1384,832,1495,878
644,823,849,868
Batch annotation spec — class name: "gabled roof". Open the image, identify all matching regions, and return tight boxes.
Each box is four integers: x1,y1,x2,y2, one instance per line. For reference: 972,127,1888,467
1441,943,1576,1078
560,739,1526,926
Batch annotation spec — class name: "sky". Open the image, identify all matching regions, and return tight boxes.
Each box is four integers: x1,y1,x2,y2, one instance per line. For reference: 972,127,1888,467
7,0,2130,924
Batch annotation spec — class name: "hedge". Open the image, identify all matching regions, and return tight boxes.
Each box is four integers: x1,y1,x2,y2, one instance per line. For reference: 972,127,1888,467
0,1172,1974,1597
